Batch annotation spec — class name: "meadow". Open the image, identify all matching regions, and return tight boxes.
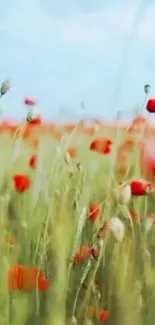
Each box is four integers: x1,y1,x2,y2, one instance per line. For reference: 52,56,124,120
1,82,155,325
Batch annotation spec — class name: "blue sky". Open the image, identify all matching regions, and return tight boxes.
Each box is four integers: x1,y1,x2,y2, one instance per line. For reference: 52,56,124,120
0,0,155,122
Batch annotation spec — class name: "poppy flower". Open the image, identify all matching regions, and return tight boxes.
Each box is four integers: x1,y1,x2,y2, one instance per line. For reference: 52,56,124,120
91,248,99,259
100,310,109,322
8,264,50,292
29,155,37,169
81,244,90,260
24,97,37,106
141,139,155,177
89,204,101,221
13,174,31,193
7,237,16,246
90,138,112,155
146,99,155,113
38,278,50,291
132,115,148,129
130,179,154,195
124,138,136,148
67,147,78,159
73,245,90,265
73,249,83,266
28,115,42,125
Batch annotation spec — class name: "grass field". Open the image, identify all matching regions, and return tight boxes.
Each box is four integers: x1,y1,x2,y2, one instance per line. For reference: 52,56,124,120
0,112,155,325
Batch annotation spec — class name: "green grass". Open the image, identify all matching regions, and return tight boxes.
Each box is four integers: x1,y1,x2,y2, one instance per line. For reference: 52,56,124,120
0,123,155,325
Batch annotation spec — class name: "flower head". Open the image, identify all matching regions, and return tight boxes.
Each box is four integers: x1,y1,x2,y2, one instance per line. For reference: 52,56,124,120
24,97,37,106
13,174,31,193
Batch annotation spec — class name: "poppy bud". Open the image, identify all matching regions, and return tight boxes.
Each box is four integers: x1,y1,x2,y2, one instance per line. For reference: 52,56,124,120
144,84,151,94
121,185,131,203
71,316,77,325
108,217,125,242
143,218,153,232
26,111,36,122
0,80,11,96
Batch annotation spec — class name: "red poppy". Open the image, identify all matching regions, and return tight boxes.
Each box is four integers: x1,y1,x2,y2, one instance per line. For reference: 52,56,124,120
24,97,37,106
38,278,50,291
8,264,50,292
81,244,90,260
90,138,112,155
67,147,78,158
73,245,90,265
100,310,109,322
91,248,99,259
141,139,155,178
28,115,42,125
131,179,154,195
29,155,37,169
73,250,83,265
146,99,155,113
7,237,16,246
89,204,101,221
13,174,31,193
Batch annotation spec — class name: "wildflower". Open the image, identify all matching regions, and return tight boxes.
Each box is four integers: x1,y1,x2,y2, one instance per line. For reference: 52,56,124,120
13,174,31,193
100,310,109,322
108,217,125,242
29,155,37,169
67,147,78,159
8,264,50,292
24,97,37,106
90,138,112,155
28,115,42,125
146,99,155,113
81,244,90,260
91,248,99,259
131,179,154,196
141,139,155,177
73,251,83,265
73,245,90,265
89,204,101,221
7,237,16,246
